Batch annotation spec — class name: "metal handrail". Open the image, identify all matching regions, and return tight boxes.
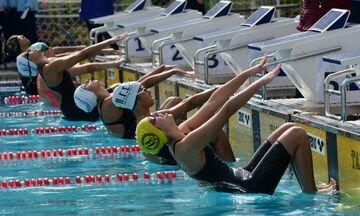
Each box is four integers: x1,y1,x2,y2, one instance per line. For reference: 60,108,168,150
94,26,120,45
324,68,358,121
151,36,173,67
257,46,341,67
248,46,342,99
123,32,137,63
200,43,257,85
89,25,109,44
194,45,217,66
198,37,274,73
193,45,217,83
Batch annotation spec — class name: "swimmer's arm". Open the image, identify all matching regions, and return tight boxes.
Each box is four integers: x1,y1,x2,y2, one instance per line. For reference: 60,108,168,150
182,65,281,154
137,64,166,83
53,48,121,57
158,87,216,119
140,68,189,88
99,48,123,56
179,56,268,131
67,58,124,77
137,64,177,83
52,45,86,55
44,33,127,74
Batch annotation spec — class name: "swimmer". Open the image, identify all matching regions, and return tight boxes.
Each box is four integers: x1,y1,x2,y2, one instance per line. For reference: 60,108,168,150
17,33,128,121
26,42,122,108
7,34,120,96
136,56,336,194
74,64,235,164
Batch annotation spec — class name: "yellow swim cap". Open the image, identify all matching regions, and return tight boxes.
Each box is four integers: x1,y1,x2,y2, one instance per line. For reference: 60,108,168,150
135,117,168,155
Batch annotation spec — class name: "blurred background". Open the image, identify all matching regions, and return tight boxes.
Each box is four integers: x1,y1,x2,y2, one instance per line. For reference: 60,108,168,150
35,0,301,46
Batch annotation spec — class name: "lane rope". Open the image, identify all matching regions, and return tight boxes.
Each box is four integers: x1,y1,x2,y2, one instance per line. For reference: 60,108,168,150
3,95,40,105
0,145,141,161
0,171,186,189
0,125,106,136
0,110,61,117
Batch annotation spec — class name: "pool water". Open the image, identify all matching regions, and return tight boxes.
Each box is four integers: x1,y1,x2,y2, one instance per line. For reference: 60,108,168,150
0,103,359,215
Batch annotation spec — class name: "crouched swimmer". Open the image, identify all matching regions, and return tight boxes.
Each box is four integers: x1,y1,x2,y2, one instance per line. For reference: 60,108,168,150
16,33,128,121
135,56,337,194
74,67,234,165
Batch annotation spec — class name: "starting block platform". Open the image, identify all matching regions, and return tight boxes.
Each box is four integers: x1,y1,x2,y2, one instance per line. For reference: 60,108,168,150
247,9,360,103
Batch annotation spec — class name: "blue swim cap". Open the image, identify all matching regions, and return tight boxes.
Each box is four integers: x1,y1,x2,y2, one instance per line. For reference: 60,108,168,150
29,42,48,54
16,55,38,77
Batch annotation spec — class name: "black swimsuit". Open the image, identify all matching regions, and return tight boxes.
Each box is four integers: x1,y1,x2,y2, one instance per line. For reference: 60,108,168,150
172,140,291,195
20,75,38,95
155,146,177,165
39,69,99,121
157,141,219,166
98,99,137,139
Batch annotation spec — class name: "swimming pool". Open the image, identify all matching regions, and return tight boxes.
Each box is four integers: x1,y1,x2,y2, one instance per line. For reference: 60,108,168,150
0,102,359,215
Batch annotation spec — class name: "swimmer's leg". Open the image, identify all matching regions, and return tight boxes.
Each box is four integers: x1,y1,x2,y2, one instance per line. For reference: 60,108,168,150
243,122,297,171
211,130,235,162
277,126,327,193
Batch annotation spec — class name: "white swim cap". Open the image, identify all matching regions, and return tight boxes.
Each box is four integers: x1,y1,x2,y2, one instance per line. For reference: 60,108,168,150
112,81,141,110
74,84,98,113
16,55,38,77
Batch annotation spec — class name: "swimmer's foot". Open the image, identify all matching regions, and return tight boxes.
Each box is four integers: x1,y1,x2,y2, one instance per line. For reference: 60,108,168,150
316,178,337,194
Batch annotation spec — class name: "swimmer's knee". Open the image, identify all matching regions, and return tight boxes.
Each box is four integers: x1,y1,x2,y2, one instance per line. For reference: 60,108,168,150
282,126,309,149
278,126,308,147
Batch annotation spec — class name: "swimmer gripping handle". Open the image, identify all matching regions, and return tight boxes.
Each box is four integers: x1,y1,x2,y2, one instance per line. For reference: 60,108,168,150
20,7,30,19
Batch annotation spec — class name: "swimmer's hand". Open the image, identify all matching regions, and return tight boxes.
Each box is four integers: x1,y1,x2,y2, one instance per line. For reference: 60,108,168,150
253,55,268,75
169,68,195,78
258,64,281,85
113,57,125,66
101,48,123,56
151,110,170,117
109,32,128,44
264,64,281,80
156,64,176,72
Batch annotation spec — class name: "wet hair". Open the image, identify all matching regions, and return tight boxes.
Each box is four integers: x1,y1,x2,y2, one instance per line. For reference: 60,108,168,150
5,35,21,59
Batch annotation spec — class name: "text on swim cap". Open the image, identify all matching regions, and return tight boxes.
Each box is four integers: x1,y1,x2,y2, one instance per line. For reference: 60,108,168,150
141,133,160,151
114,85,132,104
74,95,92,112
